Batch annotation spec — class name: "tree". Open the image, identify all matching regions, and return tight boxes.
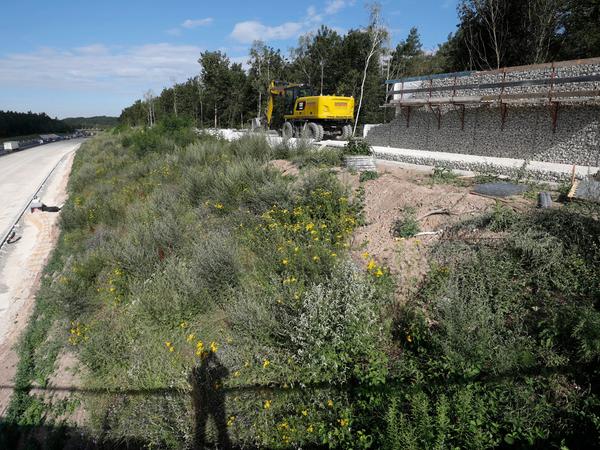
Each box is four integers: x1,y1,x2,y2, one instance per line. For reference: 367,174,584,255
354,3,388,136
248,41,286,119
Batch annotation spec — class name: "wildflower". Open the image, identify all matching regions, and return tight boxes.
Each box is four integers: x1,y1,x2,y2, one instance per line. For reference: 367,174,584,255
312,255,320,262
227,416,236,426
282,259,289,265
195,340,205,356
338,418,349,427
263,359,270,368
214,202,224,209
305,223,314,231
179,321,188,329
307,425,314,433
278,421,289,430
367,259,377,271
302,410,308,416
407,334,413,343
362,251,370,259
330,252,337,258
186,333,195,343
327,399,334,408
375,268,384,277
165,341,174,352
233,371,240,377
294,246,300,253
264,400,272,409
210,341,218,353
244,360,250,368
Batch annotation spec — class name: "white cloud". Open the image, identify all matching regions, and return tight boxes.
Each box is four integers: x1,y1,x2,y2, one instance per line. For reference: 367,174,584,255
325,0,347,15
230,21,303,44
0,43,203,94
182,18,213,28
230,1,354,44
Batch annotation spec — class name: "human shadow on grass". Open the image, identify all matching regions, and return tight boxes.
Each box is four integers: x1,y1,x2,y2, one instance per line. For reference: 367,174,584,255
190,351,232,450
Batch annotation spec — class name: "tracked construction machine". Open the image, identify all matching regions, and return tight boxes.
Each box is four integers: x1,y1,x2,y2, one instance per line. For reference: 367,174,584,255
255,80,355,141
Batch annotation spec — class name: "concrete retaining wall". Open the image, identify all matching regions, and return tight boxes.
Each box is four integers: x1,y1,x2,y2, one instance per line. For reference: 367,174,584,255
368,60,600,168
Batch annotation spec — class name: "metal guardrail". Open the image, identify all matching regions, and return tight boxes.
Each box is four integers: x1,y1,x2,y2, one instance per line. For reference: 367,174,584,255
0,149,75,252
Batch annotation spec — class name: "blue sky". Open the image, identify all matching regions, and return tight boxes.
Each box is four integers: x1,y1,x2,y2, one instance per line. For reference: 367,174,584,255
0,0,459,118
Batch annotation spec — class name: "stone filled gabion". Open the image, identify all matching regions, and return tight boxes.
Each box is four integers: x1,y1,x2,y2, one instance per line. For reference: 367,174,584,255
370,61,600,169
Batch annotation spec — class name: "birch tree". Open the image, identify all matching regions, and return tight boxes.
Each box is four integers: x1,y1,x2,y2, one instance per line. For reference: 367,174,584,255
353,3,388,136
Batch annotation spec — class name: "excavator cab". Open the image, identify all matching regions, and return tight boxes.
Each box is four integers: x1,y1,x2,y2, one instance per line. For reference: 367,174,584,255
283,85,314,115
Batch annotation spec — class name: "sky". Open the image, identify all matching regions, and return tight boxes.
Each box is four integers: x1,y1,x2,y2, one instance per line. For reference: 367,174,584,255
0,0,460,118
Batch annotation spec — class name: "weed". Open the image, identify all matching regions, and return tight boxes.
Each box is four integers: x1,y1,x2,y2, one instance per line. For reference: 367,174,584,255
359,170,379,182
344,139,373,155
391,208,420,238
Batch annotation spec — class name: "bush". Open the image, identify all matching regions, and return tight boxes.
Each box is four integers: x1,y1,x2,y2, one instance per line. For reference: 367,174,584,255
391,208,420,238
344,139,372,156
359,170,379,182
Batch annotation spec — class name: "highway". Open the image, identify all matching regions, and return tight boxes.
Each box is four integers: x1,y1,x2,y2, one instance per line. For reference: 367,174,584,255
0,140,83,244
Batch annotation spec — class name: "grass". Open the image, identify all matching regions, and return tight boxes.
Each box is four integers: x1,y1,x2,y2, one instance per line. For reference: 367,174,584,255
4,120,600,449
3,122,393,449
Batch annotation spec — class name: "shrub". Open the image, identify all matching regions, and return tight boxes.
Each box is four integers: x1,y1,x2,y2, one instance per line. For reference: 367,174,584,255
359,170,379,182
391,208,420,238
344,139,373,155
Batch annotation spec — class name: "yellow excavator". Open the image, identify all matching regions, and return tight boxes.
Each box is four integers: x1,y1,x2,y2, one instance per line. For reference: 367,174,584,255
258,80,355,141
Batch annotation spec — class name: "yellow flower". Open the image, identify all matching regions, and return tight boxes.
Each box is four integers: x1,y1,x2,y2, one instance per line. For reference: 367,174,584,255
294,246,300,253
367,259,377,271
375,268,384,277
233,371,240,377
338,418,349,427
362,251,370,259
302,410,308,416
282,259,289,265
186,333,195,343
179,321,188,329
244,360,250,368
330,252,337,258
263,359,270,368
327,399,334,408
305,223,314,231
227,416,236,426
214,202,224,209
210,341,218,353
407,334,413,343
312,255,320,262
264,399,272,409
307,425,314,433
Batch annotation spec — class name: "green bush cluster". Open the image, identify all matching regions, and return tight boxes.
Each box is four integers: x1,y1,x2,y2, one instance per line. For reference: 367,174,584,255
389,205,600,449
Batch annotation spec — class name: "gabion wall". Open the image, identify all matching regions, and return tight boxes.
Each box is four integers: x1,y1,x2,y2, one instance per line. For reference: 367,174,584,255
368,61,600,167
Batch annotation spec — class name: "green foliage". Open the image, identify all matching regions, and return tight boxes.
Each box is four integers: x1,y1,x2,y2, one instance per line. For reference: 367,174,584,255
359,170,379,182
391,205,600,449
391,208,420,238
344,139,373,156
7,128,392,449
430,167,465,186
0,110,73,138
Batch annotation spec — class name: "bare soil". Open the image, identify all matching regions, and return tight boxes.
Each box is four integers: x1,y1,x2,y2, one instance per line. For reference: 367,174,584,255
348,161,530,301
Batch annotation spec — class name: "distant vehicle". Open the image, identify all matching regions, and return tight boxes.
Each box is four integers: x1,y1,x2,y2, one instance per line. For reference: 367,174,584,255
3,141,19,152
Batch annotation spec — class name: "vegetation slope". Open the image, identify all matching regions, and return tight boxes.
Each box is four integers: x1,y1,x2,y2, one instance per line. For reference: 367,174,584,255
2,121,599,449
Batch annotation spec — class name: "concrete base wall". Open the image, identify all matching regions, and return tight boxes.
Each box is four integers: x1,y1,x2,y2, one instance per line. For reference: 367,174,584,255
366,104,600,167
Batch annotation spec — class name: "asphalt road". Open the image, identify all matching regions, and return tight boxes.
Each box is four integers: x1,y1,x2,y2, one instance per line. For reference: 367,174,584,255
0,139,83,241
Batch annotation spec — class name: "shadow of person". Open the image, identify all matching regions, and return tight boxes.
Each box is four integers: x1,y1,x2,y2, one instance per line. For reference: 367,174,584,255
190,352,231,449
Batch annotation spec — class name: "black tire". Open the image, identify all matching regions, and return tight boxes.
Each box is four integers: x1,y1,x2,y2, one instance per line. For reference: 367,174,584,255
281,122,294,140
316,124,325,141
340,124,353,141
302,122,321,141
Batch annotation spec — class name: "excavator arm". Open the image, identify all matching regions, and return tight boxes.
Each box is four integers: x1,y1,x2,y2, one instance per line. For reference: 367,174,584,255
265,80,288,127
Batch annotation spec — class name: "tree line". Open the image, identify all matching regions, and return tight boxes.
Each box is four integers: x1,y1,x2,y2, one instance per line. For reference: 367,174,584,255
120,0,600,130
0,110,73,139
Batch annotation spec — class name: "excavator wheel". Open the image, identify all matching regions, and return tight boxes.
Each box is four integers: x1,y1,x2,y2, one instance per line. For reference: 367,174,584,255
302,122,322,142
340,124,353,141
317,124,325,141
281,122,294,140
